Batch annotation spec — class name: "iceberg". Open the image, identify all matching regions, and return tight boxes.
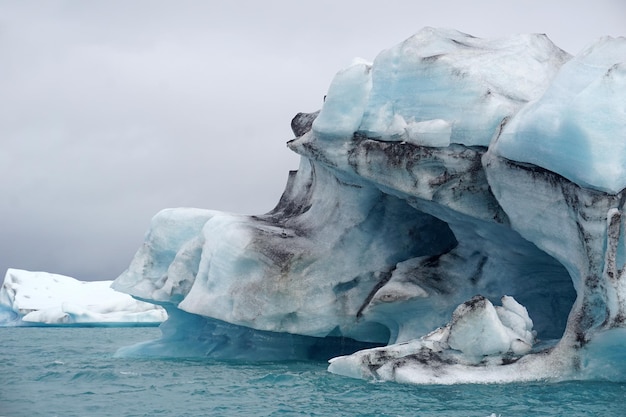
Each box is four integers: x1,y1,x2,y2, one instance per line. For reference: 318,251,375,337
112,28,626,383
0,269,166,326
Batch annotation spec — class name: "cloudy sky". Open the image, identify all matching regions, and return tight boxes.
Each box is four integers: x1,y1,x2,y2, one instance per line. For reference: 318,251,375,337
1,0,624,281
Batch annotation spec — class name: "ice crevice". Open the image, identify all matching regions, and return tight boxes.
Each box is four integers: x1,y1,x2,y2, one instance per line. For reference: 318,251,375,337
112,28,626,384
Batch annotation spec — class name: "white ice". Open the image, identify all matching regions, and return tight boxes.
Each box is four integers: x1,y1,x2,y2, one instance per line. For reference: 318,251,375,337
328,296,626,385
312,58,372,138
0,269,166,326
327,296,548,384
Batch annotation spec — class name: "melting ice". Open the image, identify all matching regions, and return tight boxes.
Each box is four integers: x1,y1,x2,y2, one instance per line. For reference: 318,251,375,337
109,28,626,384
0,269,166,326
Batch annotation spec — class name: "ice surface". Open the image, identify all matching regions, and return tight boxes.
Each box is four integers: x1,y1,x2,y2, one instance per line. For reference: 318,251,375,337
312,58,372,138
0,269,166,326
111,28,626,383
447,295,534,359
314,27,569,146
327,296,544,383
493,36,626,193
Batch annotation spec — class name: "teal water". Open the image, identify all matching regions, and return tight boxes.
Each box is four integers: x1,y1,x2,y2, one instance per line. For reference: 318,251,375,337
1,327,624,417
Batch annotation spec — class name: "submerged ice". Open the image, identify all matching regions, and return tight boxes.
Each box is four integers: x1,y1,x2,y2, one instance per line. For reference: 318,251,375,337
112,28,626,383
0,269,166,326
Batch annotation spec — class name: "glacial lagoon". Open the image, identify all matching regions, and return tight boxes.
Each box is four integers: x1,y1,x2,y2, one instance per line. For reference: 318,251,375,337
1,327,624,416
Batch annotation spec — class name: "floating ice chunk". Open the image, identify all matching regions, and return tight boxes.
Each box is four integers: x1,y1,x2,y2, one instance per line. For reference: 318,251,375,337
329,295,537,382
448,295,534,357
0,269,166,326
447,296,513,359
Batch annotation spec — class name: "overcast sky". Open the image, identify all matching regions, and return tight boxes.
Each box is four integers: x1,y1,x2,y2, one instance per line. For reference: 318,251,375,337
1,0,624,281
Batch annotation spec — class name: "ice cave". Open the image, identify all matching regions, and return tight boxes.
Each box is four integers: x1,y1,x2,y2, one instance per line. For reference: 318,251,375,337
111,28,626,384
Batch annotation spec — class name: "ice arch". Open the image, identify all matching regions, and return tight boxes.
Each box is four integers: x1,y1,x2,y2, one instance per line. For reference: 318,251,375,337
113,28,626,383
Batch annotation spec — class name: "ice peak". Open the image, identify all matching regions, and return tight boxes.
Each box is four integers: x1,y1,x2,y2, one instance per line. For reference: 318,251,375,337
313,27,569,148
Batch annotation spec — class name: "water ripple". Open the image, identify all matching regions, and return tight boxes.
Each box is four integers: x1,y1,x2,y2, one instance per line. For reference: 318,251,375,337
1,327,625,417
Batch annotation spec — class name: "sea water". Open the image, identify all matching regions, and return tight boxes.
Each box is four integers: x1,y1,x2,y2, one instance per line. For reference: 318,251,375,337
1,327,624,417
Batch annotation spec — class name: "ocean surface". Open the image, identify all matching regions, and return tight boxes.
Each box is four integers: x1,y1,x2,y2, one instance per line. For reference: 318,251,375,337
1,327,624,417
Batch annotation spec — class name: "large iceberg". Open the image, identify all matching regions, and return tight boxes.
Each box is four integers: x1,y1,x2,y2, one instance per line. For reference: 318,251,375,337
112,28,626,383
0,269,166,326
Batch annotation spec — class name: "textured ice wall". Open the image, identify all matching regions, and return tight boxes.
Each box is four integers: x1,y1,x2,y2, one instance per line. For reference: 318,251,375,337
323,31,626,383
113,28,626,381
493,36,626,193
314,28,569,147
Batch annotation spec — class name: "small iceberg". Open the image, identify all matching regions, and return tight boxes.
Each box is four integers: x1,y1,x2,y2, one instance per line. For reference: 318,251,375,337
0,268,167,326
